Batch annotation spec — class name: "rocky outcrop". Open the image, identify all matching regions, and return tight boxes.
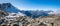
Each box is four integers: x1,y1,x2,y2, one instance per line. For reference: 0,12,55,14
0,9,8,17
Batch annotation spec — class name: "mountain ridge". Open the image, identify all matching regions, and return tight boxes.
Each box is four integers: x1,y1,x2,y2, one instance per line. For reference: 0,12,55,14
0,3,54,18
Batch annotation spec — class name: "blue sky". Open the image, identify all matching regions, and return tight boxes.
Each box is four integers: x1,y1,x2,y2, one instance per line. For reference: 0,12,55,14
0,0,60,11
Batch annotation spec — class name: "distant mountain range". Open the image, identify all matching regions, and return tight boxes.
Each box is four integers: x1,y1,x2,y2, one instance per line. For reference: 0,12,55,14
0,3,54,18
20,10,53,18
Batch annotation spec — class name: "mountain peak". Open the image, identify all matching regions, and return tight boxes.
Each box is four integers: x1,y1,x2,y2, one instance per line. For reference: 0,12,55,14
0,3,11,9
0,3,20,13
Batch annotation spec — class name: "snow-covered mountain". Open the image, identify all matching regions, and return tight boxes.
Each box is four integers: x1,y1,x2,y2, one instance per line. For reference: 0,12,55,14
0,3,20,13
20,10,53,18
0,3,53,18
0,3,26,16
